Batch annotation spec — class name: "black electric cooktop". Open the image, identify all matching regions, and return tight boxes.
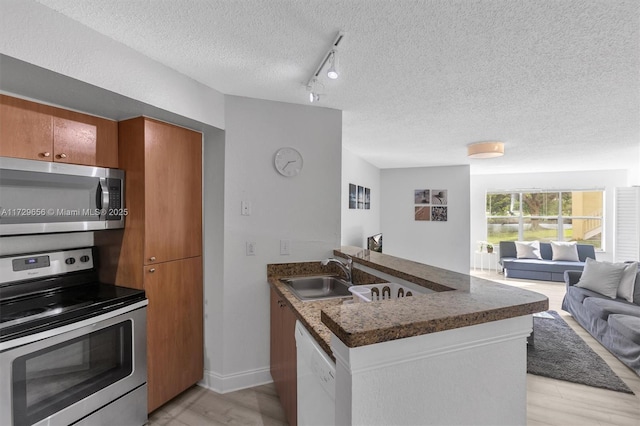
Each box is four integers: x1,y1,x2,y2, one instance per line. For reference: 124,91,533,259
0,271,145,343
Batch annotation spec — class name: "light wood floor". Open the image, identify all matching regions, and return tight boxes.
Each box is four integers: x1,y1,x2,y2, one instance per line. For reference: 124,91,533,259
476,269,640,426
147,382,287,425
149,270,640,426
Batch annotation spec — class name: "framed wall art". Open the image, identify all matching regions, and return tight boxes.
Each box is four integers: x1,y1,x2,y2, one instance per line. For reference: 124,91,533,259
349,183,372,210
414,188,448,221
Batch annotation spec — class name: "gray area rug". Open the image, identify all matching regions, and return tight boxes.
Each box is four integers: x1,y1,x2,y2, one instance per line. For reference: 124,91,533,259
528,310,634,394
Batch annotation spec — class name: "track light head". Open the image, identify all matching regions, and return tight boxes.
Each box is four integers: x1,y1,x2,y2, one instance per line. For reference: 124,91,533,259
304,32,344,102
307,78,320,103
327,50,339,80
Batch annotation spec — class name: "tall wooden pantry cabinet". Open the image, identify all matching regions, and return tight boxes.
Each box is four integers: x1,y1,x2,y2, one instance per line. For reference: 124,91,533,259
112,117,203,412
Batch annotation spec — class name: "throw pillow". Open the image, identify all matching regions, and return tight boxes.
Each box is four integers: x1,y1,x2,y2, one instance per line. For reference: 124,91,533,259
633,265,640,306
576,258,627,299
617,262,638,303
551,241,579,262
514,241,542,259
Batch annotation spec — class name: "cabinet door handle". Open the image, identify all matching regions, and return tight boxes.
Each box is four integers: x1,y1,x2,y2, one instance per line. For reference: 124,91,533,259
58,153,67,159
41,152,51,158
149,268,156,273
149,256,156,262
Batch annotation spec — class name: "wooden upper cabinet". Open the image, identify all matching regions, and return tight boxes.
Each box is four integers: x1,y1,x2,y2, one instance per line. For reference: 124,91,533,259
0,94,53,160
53,111,119,167
0,94,118,167
118,117,202,265
143,118,202,264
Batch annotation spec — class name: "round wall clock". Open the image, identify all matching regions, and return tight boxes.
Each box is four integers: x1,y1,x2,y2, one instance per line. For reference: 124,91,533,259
274,147,303,177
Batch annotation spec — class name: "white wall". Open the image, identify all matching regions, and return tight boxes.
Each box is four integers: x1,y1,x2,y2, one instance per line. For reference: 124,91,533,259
380,166,471,274
470,169,630,262
203,95,342,392
0,232,94,256
202,128,226,377
0,0,224,129
341,148,381,248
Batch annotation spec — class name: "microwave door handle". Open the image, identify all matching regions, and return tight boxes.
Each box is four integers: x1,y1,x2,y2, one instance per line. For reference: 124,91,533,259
97,178,109,219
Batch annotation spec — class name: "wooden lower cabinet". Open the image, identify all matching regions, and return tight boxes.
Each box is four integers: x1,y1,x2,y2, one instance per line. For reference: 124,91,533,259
270,288,297,426
145,256,203,413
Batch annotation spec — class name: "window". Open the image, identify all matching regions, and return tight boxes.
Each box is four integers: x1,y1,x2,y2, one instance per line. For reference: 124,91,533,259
486,190,604,249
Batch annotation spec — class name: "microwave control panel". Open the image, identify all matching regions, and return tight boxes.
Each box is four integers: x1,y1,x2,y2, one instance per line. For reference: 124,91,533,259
106,178,122,220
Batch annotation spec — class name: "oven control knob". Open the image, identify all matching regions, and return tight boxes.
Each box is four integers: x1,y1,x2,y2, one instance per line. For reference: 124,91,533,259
65,257,76,265
80,255,90,262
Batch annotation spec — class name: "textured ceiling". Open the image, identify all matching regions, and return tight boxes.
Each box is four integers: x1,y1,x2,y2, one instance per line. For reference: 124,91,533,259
35,0,639,174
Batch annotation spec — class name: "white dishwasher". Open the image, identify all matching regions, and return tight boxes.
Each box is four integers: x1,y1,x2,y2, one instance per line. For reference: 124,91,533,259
295,320,336,426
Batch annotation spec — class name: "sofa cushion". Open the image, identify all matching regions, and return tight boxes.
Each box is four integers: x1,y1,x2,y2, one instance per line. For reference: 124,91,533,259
617,262,638,303
539,243,553,260
630,267,640,306
583,297,640,321
551,241,579,261
515,241,542,259
576,258,626,299
608,314,640,344
566,285,609,305
502,258,585,274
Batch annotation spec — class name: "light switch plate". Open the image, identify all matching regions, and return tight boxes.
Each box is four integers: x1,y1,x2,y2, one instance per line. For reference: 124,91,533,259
246,241,256,256
280,239,290,255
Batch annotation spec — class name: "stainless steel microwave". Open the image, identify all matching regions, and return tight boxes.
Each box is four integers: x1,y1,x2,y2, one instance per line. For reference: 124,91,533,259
0,157,125,236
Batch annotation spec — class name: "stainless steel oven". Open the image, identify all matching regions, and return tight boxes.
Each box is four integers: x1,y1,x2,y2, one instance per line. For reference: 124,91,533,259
0,248,147,426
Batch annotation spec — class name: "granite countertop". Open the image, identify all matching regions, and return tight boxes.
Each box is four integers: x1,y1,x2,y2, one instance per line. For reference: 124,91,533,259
267,246,549,355
267,261,386,359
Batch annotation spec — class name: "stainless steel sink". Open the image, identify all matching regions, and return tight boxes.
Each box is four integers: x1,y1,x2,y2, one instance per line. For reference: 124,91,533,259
281,276,352,301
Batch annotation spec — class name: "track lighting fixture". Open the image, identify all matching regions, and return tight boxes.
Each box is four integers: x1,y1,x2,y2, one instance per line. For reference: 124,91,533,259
305,31,344,103
307,78,320,103
327,50,338,80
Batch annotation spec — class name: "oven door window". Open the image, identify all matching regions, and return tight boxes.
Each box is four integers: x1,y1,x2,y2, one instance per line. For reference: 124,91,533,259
12,321,133,426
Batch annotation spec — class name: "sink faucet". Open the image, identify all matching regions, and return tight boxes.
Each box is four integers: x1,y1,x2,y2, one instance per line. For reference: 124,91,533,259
321,256,353,284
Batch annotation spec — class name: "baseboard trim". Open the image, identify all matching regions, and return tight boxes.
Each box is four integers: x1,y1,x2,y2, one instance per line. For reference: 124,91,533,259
198,367,273,394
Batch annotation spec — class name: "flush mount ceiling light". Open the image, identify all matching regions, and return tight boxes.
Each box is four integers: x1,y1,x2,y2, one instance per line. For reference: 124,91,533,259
305,31,344,102
467,141,505,159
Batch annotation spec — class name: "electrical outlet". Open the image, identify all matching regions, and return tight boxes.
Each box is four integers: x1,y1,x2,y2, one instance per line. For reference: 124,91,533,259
280,239,290,255
241,201,252,216
246,241,256,256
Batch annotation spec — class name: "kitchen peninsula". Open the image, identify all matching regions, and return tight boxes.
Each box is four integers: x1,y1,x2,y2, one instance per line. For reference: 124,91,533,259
268,246,548,425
